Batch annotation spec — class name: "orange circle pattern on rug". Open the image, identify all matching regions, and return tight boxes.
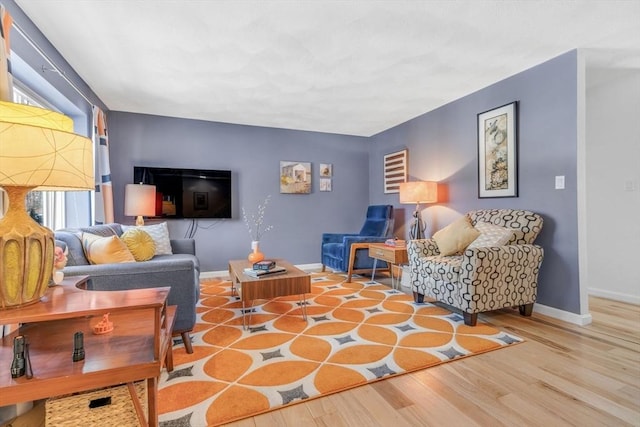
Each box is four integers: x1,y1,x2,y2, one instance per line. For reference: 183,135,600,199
158,273,523,426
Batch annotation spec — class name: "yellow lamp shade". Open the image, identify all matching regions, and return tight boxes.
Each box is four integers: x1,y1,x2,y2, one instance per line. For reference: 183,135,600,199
0,101,93,191
399,181,438,204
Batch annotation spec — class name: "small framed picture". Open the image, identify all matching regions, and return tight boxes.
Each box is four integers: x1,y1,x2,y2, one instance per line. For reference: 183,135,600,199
319,163,332,177
477,102,518,198
319,178,332,192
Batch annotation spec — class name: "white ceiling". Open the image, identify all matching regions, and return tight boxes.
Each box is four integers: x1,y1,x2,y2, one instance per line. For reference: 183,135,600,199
14,0,640,137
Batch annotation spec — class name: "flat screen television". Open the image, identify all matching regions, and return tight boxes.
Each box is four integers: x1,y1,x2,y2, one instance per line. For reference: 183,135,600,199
133,166,232,219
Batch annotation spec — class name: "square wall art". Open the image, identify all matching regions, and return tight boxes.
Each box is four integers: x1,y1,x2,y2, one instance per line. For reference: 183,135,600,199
280,161,311,194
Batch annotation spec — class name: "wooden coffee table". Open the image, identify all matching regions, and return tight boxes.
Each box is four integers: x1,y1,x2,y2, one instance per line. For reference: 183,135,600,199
228,259,311,330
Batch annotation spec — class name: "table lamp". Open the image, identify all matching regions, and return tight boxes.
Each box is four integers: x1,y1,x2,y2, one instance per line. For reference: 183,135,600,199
124,183,156,226
399,181,438,240
0,101,94,309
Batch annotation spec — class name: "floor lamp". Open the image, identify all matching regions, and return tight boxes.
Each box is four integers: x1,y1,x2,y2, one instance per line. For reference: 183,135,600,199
399,181,438,240
0,101,94,309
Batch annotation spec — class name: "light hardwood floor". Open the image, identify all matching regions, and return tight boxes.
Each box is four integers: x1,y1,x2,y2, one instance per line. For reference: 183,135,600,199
225,281,640,427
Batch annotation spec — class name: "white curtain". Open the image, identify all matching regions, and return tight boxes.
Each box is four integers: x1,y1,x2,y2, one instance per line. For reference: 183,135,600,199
42,191,66,231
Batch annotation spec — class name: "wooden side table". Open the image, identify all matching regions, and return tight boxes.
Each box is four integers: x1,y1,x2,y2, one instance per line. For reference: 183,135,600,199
368,243,408,289
0,276,175,427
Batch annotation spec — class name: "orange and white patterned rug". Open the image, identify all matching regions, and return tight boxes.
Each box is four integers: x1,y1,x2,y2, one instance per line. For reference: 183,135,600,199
158,272,522,426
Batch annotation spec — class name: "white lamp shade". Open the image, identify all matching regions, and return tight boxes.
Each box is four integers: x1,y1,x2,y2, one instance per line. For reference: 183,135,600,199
0,101,94,191
124,184,156,217
399,181,438,204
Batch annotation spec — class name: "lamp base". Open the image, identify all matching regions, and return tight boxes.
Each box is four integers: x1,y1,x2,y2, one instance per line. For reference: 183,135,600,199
409,206,425,240
0,186,54,309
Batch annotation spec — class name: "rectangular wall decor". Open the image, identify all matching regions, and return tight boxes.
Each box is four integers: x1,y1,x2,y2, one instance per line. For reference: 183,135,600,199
477,102,518,198
383,149,408,194
280,161,311,194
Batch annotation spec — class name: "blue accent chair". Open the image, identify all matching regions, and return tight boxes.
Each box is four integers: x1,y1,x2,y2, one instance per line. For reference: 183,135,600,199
321,205,395,281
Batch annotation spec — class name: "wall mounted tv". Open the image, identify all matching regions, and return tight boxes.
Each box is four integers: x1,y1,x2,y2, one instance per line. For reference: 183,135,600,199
133,166,232,219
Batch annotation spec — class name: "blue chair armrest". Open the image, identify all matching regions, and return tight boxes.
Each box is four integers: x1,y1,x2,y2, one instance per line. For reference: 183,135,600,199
342,235,390,271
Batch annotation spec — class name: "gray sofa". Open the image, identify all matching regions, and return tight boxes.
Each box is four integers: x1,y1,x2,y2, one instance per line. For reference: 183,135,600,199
54,223,200,353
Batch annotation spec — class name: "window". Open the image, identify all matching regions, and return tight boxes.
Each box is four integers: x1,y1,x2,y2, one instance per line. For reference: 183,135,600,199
7,83,67,230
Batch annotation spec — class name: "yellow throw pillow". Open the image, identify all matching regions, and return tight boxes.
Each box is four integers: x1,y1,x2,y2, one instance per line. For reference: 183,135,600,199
433,216,481,256
81,232,136,264
121,228,156,261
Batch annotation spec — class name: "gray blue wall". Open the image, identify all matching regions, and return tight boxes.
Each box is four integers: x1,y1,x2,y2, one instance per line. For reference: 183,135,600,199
108,112,371,270
369,51,580,313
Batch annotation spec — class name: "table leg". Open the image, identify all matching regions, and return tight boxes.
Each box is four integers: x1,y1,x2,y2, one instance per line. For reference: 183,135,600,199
389,263,396,289
371,259,378,282
300,294,308,321
147,376,158,427
242,301,246,330
243,300,255,331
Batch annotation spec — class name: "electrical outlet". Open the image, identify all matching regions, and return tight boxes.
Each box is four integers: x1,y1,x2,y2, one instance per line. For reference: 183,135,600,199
555,176,565,190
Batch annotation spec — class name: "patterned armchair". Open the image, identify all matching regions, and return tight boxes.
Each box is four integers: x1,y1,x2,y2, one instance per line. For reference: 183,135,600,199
321,205,394,280
407,209,544,326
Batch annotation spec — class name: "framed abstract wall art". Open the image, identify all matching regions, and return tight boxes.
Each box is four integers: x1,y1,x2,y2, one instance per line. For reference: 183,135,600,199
477,102,518,198
383,149,407,194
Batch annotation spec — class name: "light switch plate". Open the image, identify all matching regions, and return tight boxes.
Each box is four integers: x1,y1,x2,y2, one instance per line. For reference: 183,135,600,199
555,176,565,190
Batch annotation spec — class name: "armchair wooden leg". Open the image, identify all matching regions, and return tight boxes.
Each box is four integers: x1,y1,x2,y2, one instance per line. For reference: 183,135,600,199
347,243,371,283
519,303,534,317
463,312,478,326
321,264,326,272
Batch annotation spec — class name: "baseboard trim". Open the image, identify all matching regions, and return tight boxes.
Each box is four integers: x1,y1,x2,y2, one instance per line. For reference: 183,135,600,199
200,263,324,280
534,302,593,326
588,288,640,305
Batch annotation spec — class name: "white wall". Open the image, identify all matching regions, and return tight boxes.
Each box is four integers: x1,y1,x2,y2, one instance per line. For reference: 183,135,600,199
585,66,640,304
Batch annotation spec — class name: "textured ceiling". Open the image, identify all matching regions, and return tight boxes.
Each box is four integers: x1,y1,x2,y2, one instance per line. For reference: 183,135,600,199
14,0,640,137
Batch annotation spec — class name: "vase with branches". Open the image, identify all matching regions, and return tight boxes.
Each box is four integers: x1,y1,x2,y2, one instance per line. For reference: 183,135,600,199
242,195,273,262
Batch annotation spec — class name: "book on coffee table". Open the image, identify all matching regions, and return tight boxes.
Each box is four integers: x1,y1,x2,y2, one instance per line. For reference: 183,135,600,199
243,266,287,278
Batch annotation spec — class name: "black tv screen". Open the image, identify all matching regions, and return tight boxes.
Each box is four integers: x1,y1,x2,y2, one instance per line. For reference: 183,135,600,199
134,166,232,219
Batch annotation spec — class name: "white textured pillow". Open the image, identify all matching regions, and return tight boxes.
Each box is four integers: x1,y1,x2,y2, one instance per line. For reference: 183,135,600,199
467,221,514,249
122,222,173,255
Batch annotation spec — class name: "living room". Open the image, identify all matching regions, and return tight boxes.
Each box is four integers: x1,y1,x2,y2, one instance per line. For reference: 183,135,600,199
0,1,638,426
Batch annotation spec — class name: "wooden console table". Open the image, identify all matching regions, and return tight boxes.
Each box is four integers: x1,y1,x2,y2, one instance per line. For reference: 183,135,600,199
0,276,175,427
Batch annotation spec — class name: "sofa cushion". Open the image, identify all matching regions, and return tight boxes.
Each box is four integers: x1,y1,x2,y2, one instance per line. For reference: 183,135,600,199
433,216,480,256
468,209,543,244
121,228,156,261
79,223,123,237
467,221,514,249
122,222,173,255
54,231,89,266
81,232,136,264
